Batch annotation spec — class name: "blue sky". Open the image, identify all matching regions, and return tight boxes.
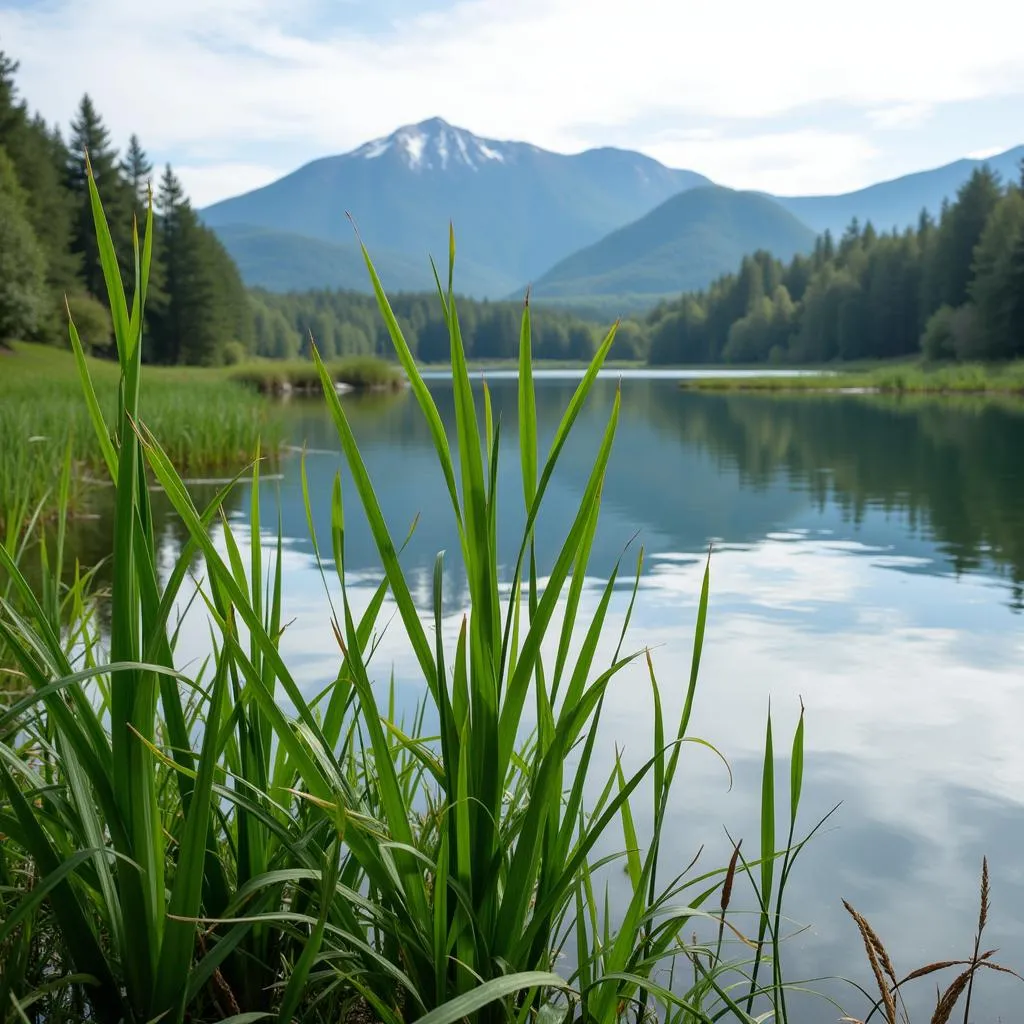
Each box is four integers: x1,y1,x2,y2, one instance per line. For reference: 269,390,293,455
1,0,1022,206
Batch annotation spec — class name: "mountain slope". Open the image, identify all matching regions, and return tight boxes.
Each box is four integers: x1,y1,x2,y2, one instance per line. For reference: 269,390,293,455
212,224,508,296
528,186,816,303
199,118,710,296
773,145,1024,236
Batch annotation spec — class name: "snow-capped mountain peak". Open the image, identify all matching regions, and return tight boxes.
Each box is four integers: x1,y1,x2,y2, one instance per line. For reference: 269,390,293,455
353,117,508,172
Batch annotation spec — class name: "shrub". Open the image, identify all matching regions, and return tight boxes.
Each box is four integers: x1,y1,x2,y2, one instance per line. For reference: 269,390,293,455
221,339,247,365
66,292,114,355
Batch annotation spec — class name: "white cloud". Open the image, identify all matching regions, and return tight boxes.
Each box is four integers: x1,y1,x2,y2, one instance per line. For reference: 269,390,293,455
174,162,284,207
640,129,882,196
1,0,1023,203
866,102,934,130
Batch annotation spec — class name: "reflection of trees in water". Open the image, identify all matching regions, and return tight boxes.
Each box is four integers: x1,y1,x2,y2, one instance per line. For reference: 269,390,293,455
642,388,1024,600
278,381,1024,607
48,383,1024,622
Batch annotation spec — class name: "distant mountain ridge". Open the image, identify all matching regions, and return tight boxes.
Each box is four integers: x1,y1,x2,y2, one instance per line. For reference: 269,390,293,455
772,146,1024,237
526,187,816,304
200,117,711,297
200,123,1022,307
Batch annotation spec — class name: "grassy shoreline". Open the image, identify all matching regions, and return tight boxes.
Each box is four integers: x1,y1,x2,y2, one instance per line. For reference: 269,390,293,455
229,355,405,394
0,342,278,534
0,344,405,534
677,361,1024,395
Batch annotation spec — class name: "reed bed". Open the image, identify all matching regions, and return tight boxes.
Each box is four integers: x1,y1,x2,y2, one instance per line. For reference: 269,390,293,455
228,355,405,394
1,162,1019,1024
0,342,282,536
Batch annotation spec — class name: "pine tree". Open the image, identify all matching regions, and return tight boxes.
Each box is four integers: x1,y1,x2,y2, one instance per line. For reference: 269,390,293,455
928,167,1003,310
1006,230,1024,358
66,94,134,301
737,255,765,313
151,164,189,364
969,190,1024,358
117,133,167,351
152,164,251,366
121,133,152,209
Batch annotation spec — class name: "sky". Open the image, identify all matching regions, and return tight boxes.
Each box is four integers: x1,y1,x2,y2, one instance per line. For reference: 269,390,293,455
2,0,1023,208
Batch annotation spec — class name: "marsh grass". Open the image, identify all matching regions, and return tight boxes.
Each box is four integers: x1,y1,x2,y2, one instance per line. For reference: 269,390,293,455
0,342,282,535
841,858,1022,1024
228,355,404,394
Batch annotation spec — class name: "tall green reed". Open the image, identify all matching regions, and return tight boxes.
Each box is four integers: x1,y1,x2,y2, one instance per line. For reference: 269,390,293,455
0,344,281,537
0,164,824,1024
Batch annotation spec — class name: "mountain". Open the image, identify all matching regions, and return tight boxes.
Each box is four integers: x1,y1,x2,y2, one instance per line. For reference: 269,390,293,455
212,224,508,296
772,146,1024,237
527,186,816,305
200,117,710,297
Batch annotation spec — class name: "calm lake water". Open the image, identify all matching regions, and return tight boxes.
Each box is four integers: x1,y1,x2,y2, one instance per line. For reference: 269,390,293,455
73,371,1024,1021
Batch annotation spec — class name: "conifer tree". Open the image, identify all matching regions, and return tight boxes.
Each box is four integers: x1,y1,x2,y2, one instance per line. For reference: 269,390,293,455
970,190,1024,358
66,94,134,300
121,133,152,208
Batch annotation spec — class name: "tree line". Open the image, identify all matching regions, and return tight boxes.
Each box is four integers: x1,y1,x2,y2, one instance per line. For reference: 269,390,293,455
0,51,251,365
250,287,649,363
647,163,1024,365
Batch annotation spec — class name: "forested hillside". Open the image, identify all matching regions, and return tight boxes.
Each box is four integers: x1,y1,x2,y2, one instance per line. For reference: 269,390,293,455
0,51,251,366
528,187,815,303
647,164,1024,364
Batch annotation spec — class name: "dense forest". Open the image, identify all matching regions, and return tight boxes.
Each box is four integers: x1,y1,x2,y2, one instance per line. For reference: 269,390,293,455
250,287,648,362
646,163,1024,365
0,52,251,366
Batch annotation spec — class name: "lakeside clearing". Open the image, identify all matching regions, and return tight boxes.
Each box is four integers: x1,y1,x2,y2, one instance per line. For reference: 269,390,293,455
4,169,1021,1024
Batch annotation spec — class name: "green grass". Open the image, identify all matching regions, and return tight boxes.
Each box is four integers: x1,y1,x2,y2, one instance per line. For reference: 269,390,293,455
0,147,830,1024
228,355,405,393
678,361,1024,394
1,160,1018,1024
0,341,283,537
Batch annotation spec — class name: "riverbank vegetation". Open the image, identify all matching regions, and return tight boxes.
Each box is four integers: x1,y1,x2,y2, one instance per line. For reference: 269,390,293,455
0,341,281,536
228,354,405,394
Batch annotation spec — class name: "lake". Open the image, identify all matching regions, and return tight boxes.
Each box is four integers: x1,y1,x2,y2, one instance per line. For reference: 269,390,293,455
69,370,1024,1021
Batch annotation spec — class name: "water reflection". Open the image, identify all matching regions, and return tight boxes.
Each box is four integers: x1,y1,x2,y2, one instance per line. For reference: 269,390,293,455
269,379,1024,610
69,376,1024,1021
